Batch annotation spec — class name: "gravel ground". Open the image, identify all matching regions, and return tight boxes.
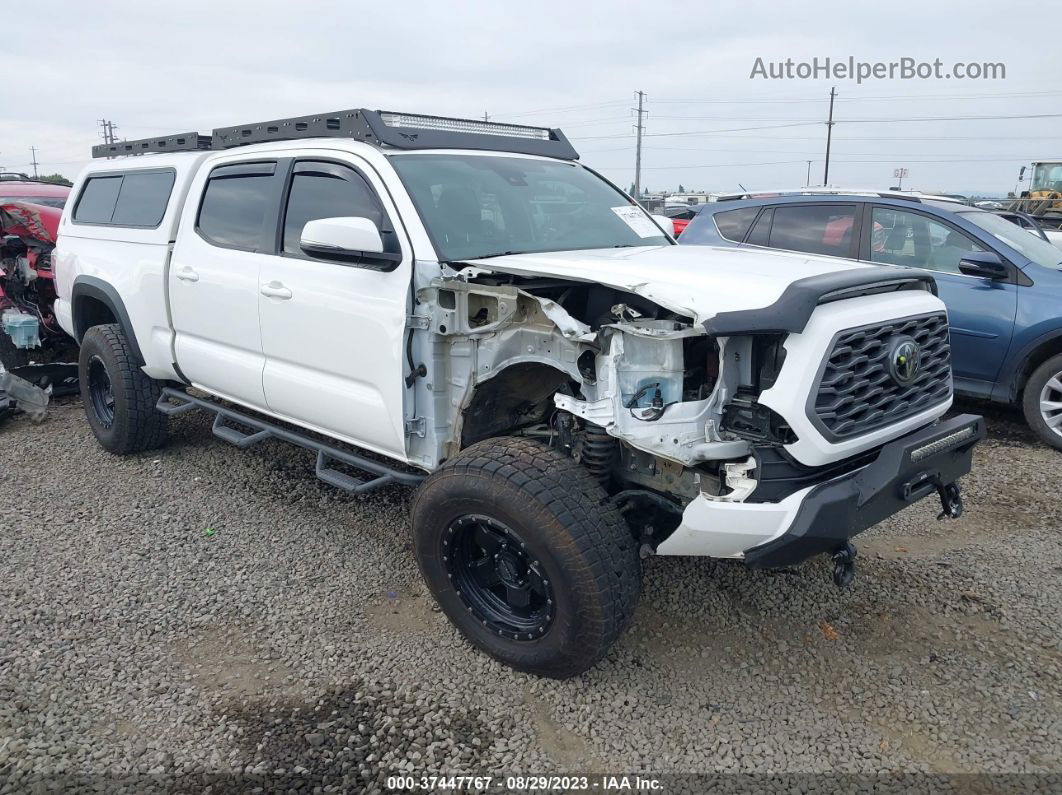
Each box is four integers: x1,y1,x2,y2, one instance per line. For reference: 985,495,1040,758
1,396,1060,793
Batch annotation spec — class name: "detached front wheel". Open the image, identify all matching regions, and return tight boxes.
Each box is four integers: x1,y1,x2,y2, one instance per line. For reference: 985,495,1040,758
78,324,167,454
411,436,640,678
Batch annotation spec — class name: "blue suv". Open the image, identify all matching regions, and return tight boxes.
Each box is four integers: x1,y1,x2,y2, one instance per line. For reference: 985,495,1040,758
680,192,1062,449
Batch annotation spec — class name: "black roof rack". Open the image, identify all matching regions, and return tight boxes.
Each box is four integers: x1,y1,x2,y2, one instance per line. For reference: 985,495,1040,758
92,132,212,159
92,109,579,160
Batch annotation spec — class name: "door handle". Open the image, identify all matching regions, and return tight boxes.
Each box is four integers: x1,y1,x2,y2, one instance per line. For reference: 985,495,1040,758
260,281,292,300
175,267,199,282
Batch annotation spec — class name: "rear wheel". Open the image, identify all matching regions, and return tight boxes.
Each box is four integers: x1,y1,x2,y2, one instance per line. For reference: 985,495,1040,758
1023,353,1062,451
78,324,168,454
411,436,641,678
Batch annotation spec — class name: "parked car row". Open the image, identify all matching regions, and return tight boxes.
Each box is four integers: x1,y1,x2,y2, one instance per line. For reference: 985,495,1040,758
677,190,1062,450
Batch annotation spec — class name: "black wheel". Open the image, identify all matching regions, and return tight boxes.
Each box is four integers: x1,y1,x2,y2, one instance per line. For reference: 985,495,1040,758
78,324,167,454
411,436,641,678
0,329,32,370
1023,353,1062,451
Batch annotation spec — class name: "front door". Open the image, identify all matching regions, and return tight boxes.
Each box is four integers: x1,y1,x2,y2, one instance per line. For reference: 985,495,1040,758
863,205,1018,391
257,157,411,459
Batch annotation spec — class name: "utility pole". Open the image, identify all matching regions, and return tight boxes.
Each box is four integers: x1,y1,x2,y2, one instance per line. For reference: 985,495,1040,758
823,86,836,186
29,146,39,178
98,119,118,145
483,112,490,122
805,160,812,187
633,90,646,202
98,119,119,159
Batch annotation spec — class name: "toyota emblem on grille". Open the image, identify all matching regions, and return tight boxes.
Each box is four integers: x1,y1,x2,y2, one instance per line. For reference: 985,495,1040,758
889,337,921,385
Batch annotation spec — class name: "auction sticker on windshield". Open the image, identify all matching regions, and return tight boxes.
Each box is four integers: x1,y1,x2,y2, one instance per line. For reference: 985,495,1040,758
612,205,663,238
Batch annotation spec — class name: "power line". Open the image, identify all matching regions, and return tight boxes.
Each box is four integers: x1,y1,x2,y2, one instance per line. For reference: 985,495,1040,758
836,89,1062,101
842,112,1062,123
603,155,1036,173
497,99,629,118
642,159,808,170
653,88,1062,104
571,121,823,141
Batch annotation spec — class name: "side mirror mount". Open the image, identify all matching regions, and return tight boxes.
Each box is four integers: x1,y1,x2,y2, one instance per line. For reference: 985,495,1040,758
958,251,1009,281
300,217,400,267
651,214,676,237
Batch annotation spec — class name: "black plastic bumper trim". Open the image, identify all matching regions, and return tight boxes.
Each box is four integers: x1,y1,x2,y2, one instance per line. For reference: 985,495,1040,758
742,413,985,569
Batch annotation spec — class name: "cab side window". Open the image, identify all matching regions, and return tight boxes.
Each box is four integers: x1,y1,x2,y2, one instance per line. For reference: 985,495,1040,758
768,204,857,257
282,161,387,258
197,162,279,251
870,207,984,275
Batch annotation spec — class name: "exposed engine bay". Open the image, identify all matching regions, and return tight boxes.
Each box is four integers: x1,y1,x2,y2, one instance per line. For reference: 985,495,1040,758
406,265,801,551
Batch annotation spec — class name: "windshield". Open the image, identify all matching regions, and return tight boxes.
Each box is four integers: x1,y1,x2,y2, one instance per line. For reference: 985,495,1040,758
390,153,669,261
960,210,1062,270
1032,163,1062,193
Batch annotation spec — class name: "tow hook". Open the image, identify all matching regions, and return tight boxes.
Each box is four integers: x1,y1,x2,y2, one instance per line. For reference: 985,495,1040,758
936,482,963,520
831,542,857,588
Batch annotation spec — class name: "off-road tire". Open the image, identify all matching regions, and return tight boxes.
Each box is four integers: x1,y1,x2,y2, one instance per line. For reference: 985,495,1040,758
78,324,167,454
411,436,641,678
1023,353,1062,452
0,329,32,370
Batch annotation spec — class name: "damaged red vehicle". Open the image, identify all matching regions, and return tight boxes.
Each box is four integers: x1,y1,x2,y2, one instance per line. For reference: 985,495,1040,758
1,175,79,391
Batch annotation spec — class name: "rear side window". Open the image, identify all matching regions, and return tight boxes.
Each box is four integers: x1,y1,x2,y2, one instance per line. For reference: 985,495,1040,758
73,170,175,227
282,161,386,256
73,176,123,223
713,206,760,242
197,162,278,251
112,172,175,226
768,204,857,257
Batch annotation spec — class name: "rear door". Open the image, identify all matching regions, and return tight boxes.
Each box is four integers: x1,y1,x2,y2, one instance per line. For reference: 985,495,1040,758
257,156,411,458
758,202,860,259
169,159,286,409
861,204,1018,389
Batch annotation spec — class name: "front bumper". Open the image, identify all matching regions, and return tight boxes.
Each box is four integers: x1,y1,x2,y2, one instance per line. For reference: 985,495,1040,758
655,413,985,563
743,413,984,568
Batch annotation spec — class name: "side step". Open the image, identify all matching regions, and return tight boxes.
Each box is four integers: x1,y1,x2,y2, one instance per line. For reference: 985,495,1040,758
156,387,425,494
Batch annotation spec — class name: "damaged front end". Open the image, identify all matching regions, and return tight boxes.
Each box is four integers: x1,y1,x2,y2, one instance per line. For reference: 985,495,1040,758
402,253,981,577
404,263,796,557
1,201,79,394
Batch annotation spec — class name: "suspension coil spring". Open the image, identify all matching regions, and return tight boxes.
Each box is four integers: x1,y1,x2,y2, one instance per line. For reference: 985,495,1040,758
579,423,617,484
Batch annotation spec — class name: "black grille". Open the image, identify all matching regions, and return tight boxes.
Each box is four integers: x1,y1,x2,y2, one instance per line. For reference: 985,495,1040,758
812,313,952,439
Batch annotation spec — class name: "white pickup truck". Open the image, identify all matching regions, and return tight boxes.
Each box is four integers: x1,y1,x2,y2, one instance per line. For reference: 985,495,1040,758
54,109,983,678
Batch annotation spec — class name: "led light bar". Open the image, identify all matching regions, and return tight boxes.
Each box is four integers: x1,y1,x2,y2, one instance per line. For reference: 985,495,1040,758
379,112,552,140
910,425,977,462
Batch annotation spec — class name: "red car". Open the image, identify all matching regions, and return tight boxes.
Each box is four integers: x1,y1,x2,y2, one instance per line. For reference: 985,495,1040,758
0,173,70,209
663,205,701,237
1,175,76,377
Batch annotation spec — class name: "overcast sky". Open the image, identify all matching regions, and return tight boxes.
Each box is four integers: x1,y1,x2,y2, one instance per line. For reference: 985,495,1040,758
3,0,1058,195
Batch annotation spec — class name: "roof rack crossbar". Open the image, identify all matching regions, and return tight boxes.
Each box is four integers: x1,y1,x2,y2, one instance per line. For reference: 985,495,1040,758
91,109,579,160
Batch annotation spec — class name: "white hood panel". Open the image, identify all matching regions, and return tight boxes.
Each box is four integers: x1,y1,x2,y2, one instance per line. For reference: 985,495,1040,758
462,245,887,325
